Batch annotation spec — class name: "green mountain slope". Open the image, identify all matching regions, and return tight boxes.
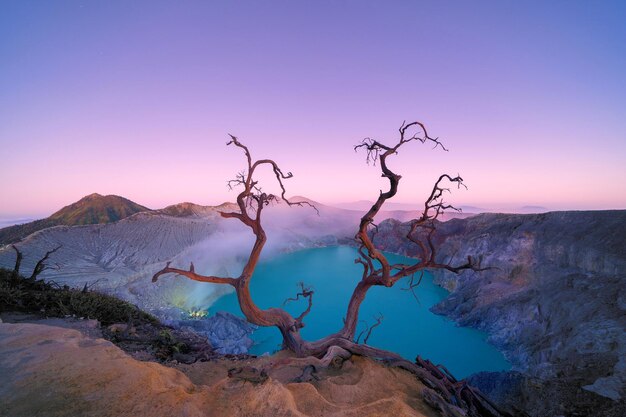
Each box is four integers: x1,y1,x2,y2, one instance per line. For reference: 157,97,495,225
0,193,151,245
49,193,150,225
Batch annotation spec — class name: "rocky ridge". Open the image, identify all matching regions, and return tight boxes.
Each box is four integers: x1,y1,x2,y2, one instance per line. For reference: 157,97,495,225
0,193,151,244
0,196,356,350
372,210,626,416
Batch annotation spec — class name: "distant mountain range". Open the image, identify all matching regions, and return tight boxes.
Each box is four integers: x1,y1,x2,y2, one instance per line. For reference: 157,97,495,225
0,193,151,245
0,192,367,316
334,200,549,214
0,193,482,245
1,192,545,246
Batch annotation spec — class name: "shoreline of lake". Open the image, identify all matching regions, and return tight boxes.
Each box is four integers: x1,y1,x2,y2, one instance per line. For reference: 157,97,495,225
205,245,510,379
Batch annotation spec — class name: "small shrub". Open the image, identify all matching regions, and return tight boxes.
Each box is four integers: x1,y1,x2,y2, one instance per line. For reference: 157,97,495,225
0,268,157,326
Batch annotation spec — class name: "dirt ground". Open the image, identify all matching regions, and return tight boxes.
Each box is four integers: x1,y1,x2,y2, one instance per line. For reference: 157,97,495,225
0,321,441,417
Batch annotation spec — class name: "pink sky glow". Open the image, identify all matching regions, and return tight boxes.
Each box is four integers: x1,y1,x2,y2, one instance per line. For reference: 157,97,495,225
1,1,625,218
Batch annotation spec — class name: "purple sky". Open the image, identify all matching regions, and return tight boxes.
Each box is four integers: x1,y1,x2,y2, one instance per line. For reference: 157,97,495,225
1,1,625,218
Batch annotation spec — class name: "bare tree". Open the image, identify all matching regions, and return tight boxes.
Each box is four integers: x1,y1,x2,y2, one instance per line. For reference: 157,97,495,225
11,245,22,278
8,244,62,281
153,123,502,416
29,245,62,280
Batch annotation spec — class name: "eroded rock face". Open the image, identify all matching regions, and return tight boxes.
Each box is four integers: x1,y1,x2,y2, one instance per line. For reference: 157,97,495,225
0,202,356,310
0,322,210,417
174,312,256,354
372,210,626,416
0,322,441,417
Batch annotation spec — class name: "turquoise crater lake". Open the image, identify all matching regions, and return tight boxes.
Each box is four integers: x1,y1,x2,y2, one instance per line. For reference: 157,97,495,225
208,246,510,378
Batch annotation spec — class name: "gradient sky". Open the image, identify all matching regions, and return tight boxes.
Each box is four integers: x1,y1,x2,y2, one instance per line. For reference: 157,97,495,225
1,0,625,218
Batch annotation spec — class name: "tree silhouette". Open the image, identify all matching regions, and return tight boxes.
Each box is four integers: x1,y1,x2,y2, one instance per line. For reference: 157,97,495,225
153,121,503,416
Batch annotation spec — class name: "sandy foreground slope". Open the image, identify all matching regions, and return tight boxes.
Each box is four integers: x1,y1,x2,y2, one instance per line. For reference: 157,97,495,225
0,322,440,417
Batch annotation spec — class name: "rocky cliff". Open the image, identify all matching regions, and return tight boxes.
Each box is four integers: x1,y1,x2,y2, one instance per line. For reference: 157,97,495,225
0,322,443,417
372,210,626,416
0,199,355,343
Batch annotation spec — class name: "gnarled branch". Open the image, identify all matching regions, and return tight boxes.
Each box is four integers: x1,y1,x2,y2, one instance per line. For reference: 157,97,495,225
29,245,62,280
356,313,384,344
339,121,468,339
152,261,237,286
148,124,499,417
283,281,314,328
152,135,316,352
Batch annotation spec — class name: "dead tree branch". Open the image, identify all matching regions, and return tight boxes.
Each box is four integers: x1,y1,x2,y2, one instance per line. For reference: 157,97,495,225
152,134,318,355
283,282,314,329
11,245,22,277
29,245,62,280
150,125,500,416
152,261,238,285
356,313,384,344
339,121,486,342
401,271,425,304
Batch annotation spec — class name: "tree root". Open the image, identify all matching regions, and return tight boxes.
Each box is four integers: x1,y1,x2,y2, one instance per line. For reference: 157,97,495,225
292,365,320,383
269,339,507,417
293,339,509,417
271,345,352,371
227,366,269,384
387,356,509,417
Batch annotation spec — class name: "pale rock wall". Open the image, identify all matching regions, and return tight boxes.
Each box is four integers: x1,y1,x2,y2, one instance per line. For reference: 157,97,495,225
372,210,626,416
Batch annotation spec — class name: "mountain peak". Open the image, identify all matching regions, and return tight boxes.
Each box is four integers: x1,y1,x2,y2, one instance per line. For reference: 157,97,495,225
49,194,151,225
0,193,152,244
158,202,211,218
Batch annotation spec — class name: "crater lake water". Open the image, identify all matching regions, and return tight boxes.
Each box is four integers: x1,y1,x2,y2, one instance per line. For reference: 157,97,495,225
208,246,510,378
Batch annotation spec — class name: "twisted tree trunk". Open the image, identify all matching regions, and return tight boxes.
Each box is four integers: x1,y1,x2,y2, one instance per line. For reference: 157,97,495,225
152,124,505,416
